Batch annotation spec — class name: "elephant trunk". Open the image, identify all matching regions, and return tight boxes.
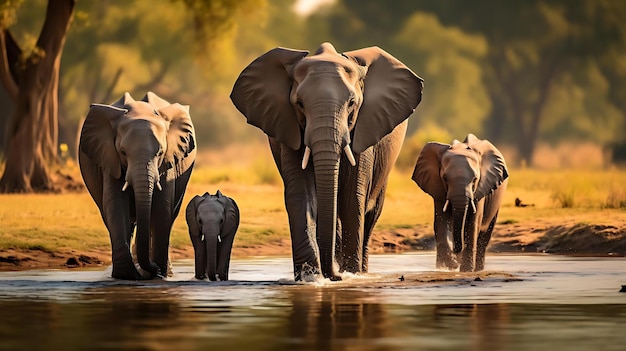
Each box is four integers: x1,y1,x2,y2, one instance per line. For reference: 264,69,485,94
190,233,207,280
205,224,219,281
451,196,469,254
132,164,158,277
312,138,341,280
126,161,158,277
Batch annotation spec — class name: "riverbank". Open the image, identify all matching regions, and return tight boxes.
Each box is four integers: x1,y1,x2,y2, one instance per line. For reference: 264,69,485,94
2,216,624,272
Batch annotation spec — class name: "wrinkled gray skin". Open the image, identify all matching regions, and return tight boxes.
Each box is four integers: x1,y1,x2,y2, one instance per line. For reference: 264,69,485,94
412,134,508,272
79,92,196,280
230,42,423,280
186,191,240,281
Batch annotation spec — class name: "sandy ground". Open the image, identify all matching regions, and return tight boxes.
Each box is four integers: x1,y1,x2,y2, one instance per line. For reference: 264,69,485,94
1,216,625,272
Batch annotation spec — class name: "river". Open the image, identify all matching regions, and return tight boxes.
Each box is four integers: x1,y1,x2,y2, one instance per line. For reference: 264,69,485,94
0,253,625,350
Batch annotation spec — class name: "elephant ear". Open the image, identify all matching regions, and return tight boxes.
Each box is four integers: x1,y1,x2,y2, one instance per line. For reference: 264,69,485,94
463,133,480,145
411,142,450,201
217,193,240,239
158,103,196,176
471,137,509,200
186,195,203,239
230,47,309,151
141,91,171,110
111,92,135,108
79,103,127,179
344,46,424,153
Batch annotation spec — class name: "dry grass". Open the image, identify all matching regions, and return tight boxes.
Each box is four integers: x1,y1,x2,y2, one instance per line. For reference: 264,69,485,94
2,141,626,257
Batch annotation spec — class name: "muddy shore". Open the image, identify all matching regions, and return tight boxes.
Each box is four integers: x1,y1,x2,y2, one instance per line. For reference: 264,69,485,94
2,217,625,272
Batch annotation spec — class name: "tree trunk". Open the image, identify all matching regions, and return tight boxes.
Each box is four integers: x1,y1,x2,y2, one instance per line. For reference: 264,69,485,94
0,0,75,193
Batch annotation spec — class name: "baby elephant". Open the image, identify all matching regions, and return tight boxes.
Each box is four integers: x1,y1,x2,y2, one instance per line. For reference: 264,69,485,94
186,190,240,280
412,134,508,272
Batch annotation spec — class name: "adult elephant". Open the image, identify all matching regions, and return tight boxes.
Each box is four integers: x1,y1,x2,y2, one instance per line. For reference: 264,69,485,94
230,42,423,280
412,134,508,272
79,92,196,280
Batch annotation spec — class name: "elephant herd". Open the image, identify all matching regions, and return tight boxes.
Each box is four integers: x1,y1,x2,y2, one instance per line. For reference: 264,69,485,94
78,42,508,281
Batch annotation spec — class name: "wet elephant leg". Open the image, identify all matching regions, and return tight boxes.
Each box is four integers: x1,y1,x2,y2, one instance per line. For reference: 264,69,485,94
433,204,457,269
362,189,386,273
338,161,368,274
102,175,141,280
273,142,320,280
151,177,175,277
475,214,497,271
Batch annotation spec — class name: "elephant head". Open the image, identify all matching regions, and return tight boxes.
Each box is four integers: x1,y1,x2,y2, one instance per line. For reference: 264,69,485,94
79,92,195,276
230,42,423,279
186,191,240,281
412,134,508,254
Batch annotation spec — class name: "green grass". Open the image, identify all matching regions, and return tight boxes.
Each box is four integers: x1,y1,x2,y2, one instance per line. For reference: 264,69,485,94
2,146,626,256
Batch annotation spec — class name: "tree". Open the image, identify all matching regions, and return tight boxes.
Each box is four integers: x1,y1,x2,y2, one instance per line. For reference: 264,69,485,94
0,0,75,192
328,0,626,166
0,0,267,193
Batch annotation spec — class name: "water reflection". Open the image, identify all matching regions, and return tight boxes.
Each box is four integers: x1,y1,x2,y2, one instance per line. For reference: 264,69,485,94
284,288,391,350
1,254,626,350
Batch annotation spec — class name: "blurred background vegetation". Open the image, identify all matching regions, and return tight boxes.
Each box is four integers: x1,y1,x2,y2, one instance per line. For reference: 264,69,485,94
2,0,626,181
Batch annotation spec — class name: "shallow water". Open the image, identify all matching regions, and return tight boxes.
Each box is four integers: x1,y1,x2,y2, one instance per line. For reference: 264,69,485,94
0,253,625,350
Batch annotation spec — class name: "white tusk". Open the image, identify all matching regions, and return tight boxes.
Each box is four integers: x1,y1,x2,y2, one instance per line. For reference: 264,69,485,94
122,181,129,192
470,200,477,214
344,144,356,166
218,234,222,243
301,146,311,169
443,199,449,212
156,182,162,191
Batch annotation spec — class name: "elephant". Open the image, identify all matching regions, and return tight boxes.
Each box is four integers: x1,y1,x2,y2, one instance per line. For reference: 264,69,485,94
79,92,196,280
230,42,423,280
186,190,240,281
412,134,508,272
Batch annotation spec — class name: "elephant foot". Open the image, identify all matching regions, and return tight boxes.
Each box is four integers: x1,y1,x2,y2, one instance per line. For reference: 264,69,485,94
112,266,144,280
436,251,459,270
459,262,474,272
294,262,320,282
327,274,342,281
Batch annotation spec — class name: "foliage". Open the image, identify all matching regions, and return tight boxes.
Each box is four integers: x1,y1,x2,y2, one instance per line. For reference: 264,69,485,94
2,0,626,172
323,0,626,166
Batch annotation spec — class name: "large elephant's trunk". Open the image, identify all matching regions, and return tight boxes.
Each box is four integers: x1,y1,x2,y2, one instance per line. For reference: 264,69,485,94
132,163,158,277
312,138,341,280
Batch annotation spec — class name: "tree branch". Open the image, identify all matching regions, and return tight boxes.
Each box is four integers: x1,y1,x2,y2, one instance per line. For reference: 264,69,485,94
0,29,18,101
100,67,123,104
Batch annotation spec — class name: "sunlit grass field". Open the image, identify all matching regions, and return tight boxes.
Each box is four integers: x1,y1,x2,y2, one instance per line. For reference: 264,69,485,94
2,143,626,257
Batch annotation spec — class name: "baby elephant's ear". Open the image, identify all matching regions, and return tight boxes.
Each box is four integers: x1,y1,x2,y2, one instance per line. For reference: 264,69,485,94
473,139,509,200
219,196,240,239
412,142,450,201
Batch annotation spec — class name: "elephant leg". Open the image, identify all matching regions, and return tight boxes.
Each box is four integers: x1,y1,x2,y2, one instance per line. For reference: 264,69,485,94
151,178,175,277
102,176,142,280
335,218,343,271
476,213,498,271
433,205,457,269
460,207,483,272
274,141,320,280
338,164,368,274
362,189,386,273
